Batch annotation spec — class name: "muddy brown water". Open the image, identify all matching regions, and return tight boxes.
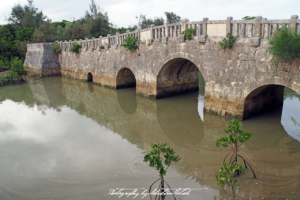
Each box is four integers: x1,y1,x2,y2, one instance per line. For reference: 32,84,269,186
0,77,299,200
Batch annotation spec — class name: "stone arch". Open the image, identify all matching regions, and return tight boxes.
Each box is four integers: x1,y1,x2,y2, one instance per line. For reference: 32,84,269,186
87,72,93,82
242,77,300,100
156,57,205,98
243,82,300,119
116,68,136,89
154,53,206,82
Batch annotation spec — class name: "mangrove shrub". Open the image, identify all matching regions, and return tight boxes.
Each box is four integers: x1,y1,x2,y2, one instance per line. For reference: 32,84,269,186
216,119,256,199
144,143,180,199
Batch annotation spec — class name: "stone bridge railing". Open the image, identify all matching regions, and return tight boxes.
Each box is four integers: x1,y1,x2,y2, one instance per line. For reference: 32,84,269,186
59,15,300,51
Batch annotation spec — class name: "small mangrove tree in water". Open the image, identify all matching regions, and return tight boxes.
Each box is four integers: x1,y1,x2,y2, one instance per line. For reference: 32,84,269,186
216,119,257,199
144,143,180,200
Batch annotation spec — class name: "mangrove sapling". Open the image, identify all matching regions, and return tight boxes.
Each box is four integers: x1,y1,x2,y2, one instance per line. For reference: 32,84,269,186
216,162,246,200
144,143,180,200
216,119,257,178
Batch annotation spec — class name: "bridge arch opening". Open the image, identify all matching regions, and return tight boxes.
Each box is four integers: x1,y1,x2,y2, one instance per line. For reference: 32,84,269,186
87,72,93,82
243,84,300,119
156,58,205,98
116,68,136,89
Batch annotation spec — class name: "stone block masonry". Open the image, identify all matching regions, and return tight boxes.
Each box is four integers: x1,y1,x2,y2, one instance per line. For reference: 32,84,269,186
24,15,300,120
24,43,61,76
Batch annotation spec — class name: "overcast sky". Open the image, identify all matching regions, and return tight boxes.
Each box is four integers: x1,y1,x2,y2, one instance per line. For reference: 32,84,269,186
1,0,299,27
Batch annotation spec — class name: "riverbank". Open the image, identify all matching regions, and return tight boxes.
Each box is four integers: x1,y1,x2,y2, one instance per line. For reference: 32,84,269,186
0,70,41,87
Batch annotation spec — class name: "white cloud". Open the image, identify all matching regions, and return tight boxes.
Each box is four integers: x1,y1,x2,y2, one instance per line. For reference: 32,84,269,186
0,0,299,27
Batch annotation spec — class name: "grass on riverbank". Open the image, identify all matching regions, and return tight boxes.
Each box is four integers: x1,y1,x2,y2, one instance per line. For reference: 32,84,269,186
0,70,41,86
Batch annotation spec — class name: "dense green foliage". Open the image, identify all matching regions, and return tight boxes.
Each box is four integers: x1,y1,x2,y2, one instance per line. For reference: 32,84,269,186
120,37,138,51
135,14,164,29
32,19,59,43
0,24,34,64
70,42,81,53
52,42,61,53
84,0,113,38
5,57,27,79
181,28,194,40
216,119,252,148
268,27,300,61
219,33,237,49
7,0,46,28
144,143,180,177
216,163,246,188
164,12,181,23
0,57,28,85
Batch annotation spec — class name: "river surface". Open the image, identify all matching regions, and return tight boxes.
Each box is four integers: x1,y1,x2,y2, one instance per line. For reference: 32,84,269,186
0,77,299,200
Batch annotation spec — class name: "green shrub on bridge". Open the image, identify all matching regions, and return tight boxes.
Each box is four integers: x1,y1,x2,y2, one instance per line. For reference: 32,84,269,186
268,27,300,61
52,42,61,53
70,42,81,53
120,36,138,51
181,28,194,40
219,33,237,49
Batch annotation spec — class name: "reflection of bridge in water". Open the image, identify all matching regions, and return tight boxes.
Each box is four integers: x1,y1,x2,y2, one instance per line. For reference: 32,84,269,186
1,77,298,198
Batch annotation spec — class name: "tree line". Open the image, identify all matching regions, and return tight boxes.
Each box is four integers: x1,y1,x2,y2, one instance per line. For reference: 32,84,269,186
0,0,181,69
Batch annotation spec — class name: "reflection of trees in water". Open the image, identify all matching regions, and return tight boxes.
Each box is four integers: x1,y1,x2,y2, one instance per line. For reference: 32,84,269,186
291,117,300,137
284,87,300,101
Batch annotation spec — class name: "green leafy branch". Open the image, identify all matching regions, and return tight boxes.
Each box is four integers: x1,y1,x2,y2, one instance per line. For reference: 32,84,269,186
219,33,237,49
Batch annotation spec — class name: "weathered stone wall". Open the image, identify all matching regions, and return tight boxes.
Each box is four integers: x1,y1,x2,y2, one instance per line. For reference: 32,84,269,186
24,43,61,76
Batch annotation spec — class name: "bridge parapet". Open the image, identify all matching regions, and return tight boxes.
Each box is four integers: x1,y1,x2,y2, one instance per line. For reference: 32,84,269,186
57,15,300,51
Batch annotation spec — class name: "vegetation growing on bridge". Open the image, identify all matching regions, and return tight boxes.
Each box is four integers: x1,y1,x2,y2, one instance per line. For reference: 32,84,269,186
144,143,180,199
70,42,81,53
120,37,138,51
52,42,61,53
181,28,195,40
268,27,300,61
219,33,237,49
216,119,256,200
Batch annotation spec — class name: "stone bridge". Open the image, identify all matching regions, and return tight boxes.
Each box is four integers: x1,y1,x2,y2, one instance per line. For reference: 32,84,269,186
24,15,300,120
